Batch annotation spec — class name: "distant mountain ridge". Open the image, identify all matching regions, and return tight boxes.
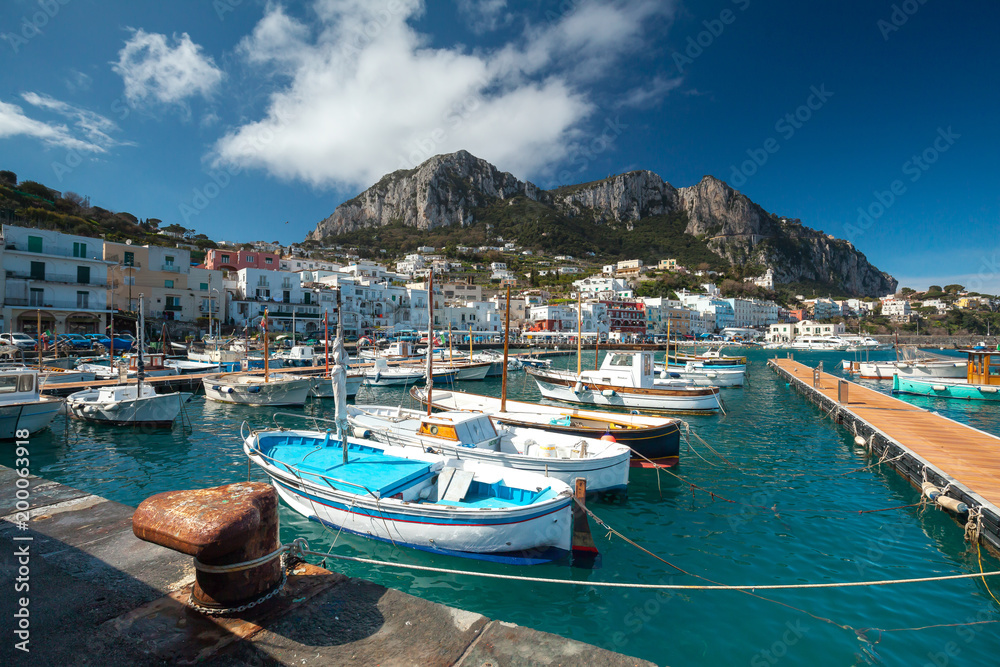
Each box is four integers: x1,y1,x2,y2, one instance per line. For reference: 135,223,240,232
308,150,896,297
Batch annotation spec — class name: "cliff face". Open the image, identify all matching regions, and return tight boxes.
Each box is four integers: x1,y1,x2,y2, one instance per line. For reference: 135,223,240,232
308,151,897,296
308,150,542,239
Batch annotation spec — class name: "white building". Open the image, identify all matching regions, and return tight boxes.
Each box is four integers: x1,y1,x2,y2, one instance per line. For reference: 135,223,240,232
572,276,634,300
1,224,112,334
881,298,912,322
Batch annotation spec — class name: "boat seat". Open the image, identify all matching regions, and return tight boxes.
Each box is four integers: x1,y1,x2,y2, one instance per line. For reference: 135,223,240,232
439,467,475,502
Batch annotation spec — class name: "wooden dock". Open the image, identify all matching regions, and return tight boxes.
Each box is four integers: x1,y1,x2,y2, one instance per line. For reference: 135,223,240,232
769,356,1000,555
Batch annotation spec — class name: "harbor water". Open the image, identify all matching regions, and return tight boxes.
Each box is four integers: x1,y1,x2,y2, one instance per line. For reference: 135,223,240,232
5,348,1000,666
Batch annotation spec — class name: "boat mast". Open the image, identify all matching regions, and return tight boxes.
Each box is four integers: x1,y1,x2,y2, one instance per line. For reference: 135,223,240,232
577,292,582,376
468,324,473,358
448,321,453,363
136,295,145,399
425,269,434,416
36,309,42,373
263,307,270,383
324,311,330,378
501,285,511,412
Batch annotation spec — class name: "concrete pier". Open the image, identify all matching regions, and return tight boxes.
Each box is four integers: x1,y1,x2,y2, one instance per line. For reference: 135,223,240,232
0,467,653,666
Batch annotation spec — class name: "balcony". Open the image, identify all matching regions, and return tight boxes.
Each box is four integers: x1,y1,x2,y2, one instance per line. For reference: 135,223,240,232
165,304,183,311
105,254,143,268
3,297,109,311
5,242,107,262
198,304,220,313
6,270,108,287
162,264,181,273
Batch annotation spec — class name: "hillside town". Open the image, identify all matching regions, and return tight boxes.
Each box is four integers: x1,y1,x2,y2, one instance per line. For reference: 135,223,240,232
3,223,995,343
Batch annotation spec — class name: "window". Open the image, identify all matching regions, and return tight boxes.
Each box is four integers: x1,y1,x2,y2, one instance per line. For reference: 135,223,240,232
0,375,17,394
166,297,180,307
77,291,89,308
27,236,42,253
265,257,273,265
77,266,90,284
303,293,310,304
247,255,255,262
124,251,134,266
73,242,87,258
165,280,174,288
29,288,44,306
165,255,175,265
17,374,34,393
30,261,45,280
220,254,231,264
200,283,208,291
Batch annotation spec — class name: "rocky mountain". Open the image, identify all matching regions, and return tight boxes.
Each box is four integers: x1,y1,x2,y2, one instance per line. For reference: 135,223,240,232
309,151,896,297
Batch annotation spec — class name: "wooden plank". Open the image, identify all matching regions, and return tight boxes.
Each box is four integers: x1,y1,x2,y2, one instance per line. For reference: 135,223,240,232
771,358,1000,508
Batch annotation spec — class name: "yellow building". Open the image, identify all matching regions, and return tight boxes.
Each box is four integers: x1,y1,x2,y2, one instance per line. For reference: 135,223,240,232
104,242,224,325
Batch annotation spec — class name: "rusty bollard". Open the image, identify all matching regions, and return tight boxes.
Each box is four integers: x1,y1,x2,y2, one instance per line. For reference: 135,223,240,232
132,482,281,612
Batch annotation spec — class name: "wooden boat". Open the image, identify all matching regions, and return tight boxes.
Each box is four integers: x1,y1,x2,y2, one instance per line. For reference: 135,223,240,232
0,368,64,438
528,351,721,413
892,349,1000,401
203,372,313,406
67,384,193,426
409,387,682,467
654,362,744,387
347,405,630,495
243,425,574,564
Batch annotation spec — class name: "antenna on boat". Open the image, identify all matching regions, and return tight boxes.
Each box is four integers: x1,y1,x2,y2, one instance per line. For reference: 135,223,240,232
501,285,511,413
426,269,434,416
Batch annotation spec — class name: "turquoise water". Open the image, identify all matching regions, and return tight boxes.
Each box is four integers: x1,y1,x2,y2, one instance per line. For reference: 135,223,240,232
6,348,1000,666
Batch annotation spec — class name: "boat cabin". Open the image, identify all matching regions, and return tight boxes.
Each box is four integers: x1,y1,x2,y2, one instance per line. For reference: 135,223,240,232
964,349,1000,386
581,351,655,389
127,353,166,372
415,412,500,449
0,369,40,401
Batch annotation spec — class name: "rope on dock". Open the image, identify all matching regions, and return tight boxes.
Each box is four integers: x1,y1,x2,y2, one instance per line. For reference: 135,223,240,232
294,546,1000,591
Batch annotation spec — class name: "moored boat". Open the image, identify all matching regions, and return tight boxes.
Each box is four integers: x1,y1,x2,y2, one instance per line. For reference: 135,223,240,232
243,425,574,563
0,368,64,438
892,349,1000,401
528,351,721,413
409,387,682,467
203,373,314,406
66,384,193,426
347,405,631,495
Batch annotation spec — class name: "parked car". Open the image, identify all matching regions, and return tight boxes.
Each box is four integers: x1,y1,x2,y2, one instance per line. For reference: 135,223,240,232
85,333,133,352
0,332,37,350
57,334,92,350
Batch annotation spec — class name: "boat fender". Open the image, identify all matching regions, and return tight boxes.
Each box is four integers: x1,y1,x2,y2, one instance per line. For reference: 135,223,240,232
226,387,235,394
980,387,999,393
573,381,584,393
936,495,969,514
921,481,941,501
600,432,617,443
659,371,667,380
601,389,616,397
106,402,119,410
248,386,261,393
211,385,221,391
670,372,681,379
931,385,947,392
854,436,866,447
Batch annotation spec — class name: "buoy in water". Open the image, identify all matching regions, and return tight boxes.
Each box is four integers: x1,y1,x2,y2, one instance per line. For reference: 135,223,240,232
854,436,866,447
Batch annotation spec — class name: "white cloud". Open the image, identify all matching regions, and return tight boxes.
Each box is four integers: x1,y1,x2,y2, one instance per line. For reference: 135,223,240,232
65,70,93,93
615,76,683,109
214,0,674,190
0,95,121,153
458,0,511,33
112,29,223,107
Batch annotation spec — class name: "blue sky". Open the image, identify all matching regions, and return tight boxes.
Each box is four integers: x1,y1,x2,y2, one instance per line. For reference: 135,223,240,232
1,0,998,293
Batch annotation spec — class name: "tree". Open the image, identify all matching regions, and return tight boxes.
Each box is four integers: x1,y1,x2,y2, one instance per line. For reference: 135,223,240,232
18,180,56,200
928,285,942,292
900,287,916,296
944,284,965,293
0,170,16,186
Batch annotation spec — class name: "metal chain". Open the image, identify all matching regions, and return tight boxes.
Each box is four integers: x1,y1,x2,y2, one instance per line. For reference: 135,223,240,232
187,554,288,616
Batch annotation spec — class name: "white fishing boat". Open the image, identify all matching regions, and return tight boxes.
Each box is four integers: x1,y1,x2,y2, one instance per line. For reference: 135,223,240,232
272,345,318,368
0,368,64,438
77,353,180,380
363,358,456,386
310,371,364,398
410,387,683,467
840,335,891,351
203,308,314,407
528,351,721,412
347,406,631,495
203,372,313,406
858,359,967,379
163,358,221,374
654,362,744,387
243,425,574,563
66,384,193,427
436,359,492,381
66,299,193,427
